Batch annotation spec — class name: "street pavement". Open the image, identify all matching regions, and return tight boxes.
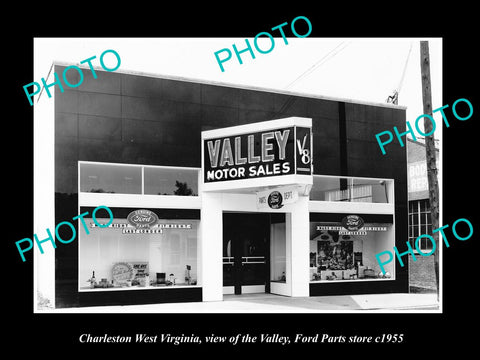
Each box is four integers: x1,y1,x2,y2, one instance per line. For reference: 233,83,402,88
40,292,440,313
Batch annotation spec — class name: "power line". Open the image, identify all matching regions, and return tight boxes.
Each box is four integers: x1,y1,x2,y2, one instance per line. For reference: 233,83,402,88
285,41,351,90
397,41,413,94
386,41,413,104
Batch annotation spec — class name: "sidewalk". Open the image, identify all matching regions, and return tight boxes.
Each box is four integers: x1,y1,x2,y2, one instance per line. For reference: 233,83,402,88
42,292,440,313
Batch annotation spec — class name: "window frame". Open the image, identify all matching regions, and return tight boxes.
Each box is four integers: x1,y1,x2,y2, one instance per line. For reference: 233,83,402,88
77,161,202,293
78,161,200,197
77,209,201,293
408,199,432,253
309,174,394,204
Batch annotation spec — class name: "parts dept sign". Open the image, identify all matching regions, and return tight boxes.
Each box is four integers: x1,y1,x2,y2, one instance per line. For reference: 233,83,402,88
256,186,299,209
203,121,312,184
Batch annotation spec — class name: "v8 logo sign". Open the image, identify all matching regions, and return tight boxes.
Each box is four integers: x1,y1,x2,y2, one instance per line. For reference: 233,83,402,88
297,134,310,164
295,127,312,174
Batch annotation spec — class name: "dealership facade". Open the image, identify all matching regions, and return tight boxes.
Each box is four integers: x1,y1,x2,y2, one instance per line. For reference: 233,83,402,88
34,64,408,309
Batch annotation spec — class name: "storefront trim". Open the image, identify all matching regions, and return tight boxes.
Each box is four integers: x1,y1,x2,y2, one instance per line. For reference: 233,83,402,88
309,201,394,215
50,62,406,110
79,192,201,209
223,285,266,295
76,287,203,308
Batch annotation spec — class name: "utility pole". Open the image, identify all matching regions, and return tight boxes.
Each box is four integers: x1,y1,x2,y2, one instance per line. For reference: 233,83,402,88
420,41,439,299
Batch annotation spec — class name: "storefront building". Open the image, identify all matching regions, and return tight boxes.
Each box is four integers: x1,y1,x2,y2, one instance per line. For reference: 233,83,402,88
34,64,408,308
407,138,439,291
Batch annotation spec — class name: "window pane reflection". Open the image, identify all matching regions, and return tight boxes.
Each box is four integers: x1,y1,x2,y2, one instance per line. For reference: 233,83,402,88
79,162,199,196
144,167,198,196
80,163,142,194
310,176,392,203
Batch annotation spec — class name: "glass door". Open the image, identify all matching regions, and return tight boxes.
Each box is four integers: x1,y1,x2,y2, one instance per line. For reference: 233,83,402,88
223,213,270,295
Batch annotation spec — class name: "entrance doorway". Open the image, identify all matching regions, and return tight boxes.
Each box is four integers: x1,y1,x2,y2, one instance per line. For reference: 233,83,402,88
223,213,271,295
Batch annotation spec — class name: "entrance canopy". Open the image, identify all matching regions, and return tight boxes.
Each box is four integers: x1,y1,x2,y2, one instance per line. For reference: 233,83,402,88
201,117,313,194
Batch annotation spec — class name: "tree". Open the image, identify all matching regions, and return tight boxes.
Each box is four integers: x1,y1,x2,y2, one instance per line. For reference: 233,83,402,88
173,181,194,196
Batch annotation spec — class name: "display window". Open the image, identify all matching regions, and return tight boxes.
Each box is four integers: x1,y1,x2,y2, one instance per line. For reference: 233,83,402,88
78,210,199,291
309,215,395,282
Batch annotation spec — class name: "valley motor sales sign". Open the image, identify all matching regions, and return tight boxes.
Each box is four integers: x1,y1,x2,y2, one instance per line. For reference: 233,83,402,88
202,117,312,190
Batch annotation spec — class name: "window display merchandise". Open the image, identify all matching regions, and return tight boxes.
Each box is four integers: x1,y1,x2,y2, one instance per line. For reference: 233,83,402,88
310,220,393,282
79,213,199,291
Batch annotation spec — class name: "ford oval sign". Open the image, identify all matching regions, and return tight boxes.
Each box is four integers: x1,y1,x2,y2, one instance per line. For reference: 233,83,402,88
127,209,158,228
341,215,364,231
268,191,284,209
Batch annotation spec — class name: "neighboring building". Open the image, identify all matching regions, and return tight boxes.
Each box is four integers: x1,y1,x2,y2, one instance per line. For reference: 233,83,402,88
34,64,408,309
407,137,440,292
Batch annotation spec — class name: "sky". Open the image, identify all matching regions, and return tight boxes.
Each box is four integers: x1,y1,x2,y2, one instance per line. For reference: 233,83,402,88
33,37,442,135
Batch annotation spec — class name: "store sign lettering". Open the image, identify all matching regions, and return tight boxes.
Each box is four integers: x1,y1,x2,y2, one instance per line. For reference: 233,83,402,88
317,226,387,232
257,186,298,209
317,222,387,236
122,228,163,234
339,231,367,235
408,161,428,193
295,126,312,173
90,220,193,234
204,126,312,183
